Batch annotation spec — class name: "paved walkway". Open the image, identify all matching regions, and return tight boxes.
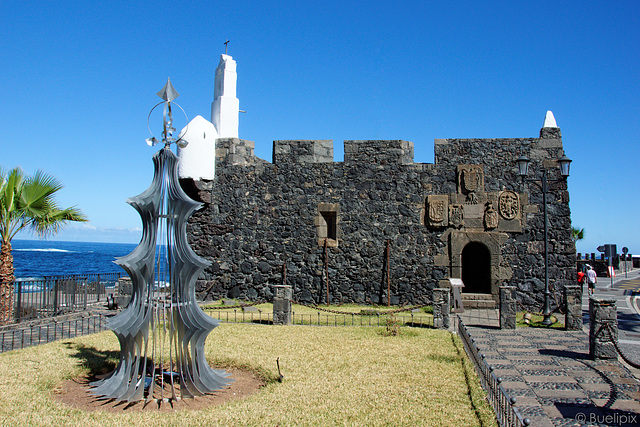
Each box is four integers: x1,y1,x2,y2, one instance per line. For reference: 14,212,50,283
591,269,640,366
457,271,640,427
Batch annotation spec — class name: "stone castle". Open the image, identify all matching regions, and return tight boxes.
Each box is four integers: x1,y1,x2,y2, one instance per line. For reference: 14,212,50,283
177,54,575,310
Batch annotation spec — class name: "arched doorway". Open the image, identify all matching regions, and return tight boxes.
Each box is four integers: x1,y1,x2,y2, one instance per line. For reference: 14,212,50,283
461,242,491,294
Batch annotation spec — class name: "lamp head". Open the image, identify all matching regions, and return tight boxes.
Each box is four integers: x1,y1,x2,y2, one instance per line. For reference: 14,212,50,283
558,155,572,177
516,155,530,177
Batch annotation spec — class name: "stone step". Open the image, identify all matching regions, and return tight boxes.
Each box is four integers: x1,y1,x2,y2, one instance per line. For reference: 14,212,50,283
461,299,497,309
461,293,495,300
460,293,496,309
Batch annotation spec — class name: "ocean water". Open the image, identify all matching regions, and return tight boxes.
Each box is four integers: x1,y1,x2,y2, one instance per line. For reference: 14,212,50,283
10,240,137,279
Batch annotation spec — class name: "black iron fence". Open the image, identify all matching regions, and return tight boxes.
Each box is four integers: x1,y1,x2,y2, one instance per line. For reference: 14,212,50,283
457,316,530,427
204,305,435,328
0,312,108,353
7,273,123,322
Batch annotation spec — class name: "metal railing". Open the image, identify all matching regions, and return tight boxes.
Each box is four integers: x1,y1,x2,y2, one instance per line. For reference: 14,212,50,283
0,312,108,353
7,273,123,322
204,306,435,328
457,316,530,427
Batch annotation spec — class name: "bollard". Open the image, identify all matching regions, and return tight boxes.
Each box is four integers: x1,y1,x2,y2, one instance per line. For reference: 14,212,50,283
564,285,582,331
499,286,516,329
432,288,450,329
273,285,292,325
589,297,618,359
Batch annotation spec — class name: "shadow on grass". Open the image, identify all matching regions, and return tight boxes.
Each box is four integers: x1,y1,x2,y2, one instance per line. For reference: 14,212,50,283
62,341,119,378
59,343,147,410
403,322,435,329
516,312,565,329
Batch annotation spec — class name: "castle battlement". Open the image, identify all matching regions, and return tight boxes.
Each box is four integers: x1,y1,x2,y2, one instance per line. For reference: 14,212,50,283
215,126,563,169
215,137,258,166
344,140,414,165
273,140,333,164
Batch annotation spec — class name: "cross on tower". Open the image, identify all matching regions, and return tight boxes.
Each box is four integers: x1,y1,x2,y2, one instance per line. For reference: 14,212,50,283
224,40,230,54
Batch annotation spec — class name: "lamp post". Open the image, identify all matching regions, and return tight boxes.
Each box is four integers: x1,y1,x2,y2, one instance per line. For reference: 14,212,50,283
516,154,572,325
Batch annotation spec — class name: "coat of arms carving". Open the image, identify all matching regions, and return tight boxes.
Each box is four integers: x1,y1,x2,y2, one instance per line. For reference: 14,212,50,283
427,195,448,227
449,204,464,228
457,165,484,195
484,201,498,229
498,191,519,220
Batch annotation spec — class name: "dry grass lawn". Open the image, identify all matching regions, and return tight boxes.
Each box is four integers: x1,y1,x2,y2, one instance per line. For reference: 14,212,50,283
0,323,496,426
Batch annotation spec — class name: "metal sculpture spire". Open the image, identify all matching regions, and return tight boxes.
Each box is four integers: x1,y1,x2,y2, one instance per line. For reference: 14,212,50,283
157,77,179,102
91,81,232,403
146,78,188,148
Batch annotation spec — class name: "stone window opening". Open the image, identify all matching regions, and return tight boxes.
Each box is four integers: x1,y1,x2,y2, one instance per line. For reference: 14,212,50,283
316,203,339,247
323,212,337,240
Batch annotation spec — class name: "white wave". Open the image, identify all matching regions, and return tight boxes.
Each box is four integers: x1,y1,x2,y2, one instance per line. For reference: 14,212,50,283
14,248,73,253
16,284,45,293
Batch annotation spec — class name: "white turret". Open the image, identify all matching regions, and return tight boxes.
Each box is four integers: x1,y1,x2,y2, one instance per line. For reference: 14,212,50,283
177,115,217,180
211,54,239,138
543,110,558,128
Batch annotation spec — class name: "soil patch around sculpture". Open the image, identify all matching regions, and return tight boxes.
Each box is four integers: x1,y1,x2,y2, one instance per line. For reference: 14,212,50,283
54,367,264,413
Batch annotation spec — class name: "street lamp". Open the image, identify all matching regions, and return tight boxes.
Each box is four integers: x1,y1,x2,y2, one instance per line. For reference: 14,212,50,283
516,154,572,325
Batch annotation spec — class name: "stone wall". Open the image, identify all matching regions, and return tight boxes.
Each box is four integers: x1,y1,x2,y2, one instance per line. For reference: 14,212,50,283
431,128,575,310
184,128,575,310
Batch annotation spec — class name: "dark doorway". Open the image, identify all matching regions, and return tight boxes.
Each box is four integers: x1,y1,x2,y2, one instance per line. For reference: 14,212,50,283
461,242,491,294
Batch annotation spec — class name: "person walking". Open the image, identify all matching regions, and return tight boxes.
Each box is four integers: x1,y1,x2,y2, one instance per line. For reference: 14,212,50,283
577,268,586,289
586,264,597,296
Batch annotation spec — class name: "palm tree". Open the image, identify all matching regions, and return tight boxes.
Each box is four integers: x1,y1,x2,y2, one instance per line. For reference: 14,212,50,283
0,167,87,323
572,227,585,243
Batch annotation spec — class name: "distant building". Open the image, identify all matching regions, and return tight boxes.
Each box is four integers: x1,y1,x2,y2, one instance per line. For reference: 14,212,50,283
178,54,574,310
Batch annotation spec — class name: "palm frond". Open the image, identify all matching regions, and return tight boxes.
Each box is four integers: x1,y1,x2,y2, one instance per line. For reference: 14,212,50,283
32,206,88,237
571,227,585,242
19,170,63,217
1,168,24,216
0,167,88,241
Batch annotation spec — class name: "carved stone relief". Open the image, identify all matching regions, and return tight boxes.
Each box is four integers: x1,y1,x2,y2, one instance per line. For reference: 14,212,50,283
457,165,484,204
449,204,464,229
498,190,520,220
427,195,448,227
484,201,498,230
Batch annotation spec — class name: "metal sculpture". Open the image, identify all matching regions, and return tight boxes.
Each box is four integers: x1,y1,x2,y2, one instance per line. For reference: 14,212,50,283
91,79,232,402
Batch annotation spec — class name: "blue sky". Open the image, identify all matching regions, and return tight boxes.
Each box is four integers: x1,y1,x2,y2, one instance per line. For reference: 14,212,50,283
3,1,639,255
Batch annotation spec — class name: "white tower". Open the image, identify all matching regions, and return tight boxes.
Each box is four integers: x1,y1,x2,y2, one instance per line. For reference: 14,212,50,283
211,54,239,138
178,53,241,180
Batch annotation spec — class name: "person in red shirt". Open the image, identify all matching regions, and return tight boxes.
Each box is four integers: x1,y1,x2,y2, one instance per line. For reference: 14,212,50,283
577,269,586,289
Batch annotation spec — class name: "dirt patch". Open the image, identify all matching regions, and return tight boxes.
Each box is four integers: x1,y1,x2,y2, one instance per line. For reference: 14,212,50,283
54,368,264,413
